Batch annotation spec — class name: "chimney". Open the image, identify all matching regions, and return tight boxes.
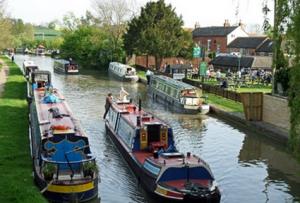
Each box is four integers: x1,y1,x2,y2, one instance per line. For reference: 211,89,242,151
224,19,230,27
195,22,200,29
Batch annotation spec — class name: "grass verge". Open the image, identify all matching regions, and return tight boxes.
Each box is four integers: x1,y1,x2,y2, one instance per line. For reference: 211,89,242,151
0,56,47,203
136,69,146,80
204,92,244,112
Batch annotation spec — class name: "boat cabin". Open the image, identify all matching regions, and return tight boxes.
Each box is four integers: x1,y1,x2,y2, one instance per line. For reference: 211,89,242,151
23,60,38,78
109,62,138,77
54,59,79,74
31,70,52,89
108,101,175,153
151,75,202,102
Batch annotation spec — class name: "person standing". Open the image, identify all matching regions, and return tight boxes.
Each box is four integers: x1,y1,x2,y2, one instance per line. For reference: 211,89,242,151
11,52,15,63
103,93,113,119
145,69,152,85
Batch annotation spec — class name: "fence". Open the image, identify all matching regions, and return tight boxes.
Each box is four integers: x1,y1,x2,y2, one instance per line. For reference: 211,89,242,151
183,79,241,102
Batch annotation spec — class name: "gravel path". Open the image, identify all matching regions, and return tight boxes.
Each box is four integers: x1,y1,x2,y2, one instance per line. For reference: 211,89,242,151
0,59,9,97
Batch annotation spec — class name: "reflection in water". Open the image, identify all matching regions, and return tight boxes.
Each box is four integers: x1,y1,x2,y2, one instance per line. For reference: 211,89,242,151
15,55,300,203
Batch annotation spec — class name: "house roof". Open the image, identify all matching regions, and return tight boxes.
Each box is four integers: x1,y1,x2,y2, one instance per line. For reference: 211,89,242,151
256,39,273,53
211,55,254,68
192,26,238,37
251,56,272,69
227,37,267,49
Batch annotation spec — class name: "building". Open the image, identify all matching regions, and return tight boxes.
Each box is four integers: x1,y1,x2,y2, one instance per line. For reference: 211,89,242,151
227,36,272,56
192,20,248,54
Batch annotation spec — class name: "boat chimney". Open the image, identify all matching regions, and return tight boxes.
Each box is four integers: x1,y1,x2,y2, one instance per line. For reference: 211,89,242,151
138,99,141,112
137,116,141,126
153,150,159,159
187,152,191,158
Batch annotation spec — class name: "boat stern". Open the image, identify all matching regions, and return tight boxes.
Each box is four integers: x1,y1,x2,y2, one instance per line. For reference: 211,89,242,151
154,164,220,202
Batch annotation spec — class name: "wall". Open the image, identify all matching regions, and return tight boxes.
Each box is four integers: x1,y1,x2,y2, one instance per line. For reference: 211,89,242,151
193,36,227,53
227,26,248,45
263,94,290,131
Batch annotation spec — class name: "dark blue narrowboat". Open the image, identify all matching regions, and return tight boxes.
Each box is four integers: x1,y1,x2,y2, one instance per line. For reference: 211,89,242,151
28,70,98,202
105,99,220,202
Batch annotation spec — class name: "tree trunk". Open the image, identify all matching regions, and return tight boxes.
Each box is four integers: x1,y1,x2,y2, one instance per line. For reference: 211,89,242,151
154,56,162,71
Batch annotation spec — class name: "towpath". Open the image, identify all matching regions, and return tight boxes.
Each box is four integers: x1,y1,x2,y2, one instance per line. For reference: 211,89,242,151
0,59,9,97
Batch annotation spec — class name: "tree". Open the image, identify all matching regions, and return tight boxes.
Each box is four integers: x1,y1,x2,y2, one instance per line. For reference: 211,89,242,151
62,12,81,32
177,29,194,59
0,0,12,50
124,0,184,69
94,0,132,62
288,0,300,159
60,25,122,69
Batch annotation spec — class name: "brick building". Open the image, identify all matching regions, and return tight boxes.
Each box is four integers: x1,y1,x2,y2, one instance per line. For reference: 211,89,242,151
192,20,248,54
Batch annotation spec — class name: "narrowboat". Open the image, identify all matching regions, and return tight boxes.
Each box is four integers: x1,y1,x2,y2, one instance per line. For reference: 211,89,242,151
108,62,139,82
54,59,79,74
149,75,210,114
28,70,98,202
23,60,38,79
105,99,220,202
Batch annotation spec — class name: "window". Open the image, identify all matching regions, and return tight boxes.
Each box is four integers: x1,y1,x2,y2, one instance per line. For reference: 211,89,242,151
207,39,211,52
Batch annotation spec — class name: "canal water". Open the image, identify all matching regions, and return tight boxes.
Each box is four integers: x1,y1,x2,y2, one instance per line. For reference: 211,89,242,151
16,55,300,203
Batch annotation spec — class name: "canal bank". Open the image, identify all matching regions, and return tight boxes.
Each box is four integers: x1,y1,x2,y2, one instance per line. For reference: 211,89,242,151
0,56,47,203
138,73,288,143
12,55,300,203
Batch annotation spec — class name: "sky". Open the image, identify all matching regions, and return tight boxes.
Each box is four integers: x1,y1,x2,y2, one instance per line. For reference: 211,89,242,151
6,0,274,31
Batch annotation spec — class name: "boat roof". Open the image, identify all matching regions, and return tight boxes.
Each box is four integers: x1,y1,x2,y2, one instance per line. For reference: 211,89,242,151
111,101,168,127
23,60,37,67
152,75,196,90
54,59,71,64
34,88,86,139
110,62,136,70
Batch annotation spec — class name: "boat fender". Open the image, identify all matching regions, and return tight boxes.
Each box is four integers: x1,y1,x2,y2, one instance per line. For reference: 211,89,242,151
51,125,71,130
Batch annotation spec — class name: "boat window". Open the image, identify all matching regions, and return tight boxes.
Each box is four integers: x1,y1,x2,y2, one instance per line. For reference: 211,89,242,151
167,86,171,95
147,124,161,143
158,166,213,182
185,97,200,105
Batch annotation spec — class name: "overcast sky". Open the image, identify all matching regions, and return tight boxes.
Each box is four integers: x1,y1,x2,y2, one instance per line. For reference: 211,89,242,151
6,0,274,30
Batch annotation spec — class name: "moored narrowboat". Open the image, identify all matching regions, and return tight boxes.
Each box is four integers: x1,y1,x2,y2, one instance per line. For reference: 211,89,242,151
23,60,38,79
54,59,79,74
28,71,98,202
149,75,210,114
105,98,220,202
108,62,139,82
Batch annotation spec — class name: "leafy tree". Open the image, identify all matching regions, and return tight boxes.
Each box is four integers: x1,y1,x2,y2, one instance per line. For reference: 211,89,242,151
60,25,123,69
94,0,131,62
177,30,194,59
0,0,12,50
288,0,300,159
124,0,185,69
62,12,81,32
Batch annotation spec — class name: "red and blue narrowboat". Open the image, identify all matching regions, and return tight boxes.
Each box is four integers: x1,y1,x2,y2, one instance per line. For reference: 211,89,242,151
105,98,220,202
28,70,98,202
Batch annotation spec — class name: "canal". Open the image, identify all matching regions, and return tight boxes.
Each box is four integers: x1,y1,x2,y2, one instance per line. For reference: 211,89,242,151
15,55,300,203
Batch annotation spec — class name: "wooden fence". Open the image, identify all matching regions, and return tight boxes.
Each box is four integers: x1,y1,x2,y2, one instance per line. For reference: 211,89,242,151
183,79,242,102
183,78,264,121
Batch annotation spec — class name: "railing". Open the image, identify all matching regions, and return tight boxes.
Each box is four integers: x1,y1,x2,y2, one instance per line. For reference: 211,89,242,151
41,155,97,181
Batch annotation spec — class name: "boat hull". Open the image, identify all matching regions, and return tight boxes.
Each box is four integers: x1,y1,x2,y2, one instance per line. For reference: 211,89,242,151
149,88,204,114
54,67,79,75
105,123,220,202
108,68,139,82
